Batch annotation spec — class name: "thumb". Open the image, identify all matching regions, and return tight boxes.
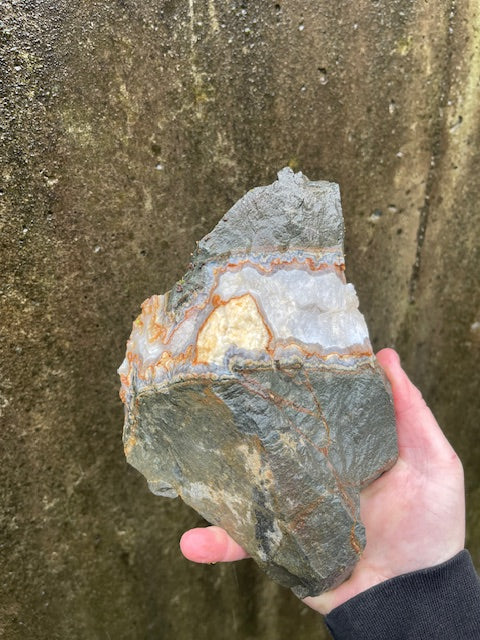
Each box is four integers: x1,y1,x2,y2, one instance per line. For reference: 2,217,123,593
376,349,457,466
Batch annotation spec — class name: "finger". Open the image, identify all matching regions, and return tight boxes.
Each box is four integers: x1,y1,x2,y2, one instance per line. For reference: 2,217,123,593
376,348,458,465
303,592,335,616
303,574,365,616
180,526,250,563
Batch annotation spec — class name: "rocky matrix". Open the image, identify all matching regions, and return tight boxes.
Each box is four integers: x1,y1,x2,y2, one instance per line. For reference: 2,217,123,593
118,168,398,598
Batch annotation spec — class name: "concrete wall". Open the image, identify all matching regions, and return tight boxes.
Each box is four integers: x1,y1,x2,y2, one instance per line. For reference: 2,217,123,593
1,1,479,638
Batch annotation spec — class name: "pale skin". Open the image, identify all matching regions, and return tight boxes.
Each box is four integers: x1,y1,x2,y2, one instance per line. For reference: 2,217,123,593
180,348,465,615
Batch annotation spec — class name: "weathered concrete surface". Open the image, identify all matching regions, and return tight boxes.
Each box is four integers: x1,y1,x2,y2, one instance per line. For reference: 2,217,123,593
1,1,479,638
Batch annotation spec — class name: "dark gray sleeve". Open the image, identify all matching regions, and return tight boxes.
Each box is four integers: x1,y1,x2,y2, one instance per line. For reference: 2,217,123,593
325,550,480,639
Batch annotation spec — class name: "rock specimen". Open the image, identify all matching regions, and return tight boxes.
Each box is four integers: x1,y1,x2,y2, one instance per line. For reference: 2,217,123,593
118,168,398,598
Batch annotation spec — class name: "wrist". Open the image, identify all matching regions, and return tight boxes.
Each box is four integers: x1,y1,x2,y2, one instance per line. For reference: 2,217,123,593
304,549,465,616
304,566,394,615
324,551,480,639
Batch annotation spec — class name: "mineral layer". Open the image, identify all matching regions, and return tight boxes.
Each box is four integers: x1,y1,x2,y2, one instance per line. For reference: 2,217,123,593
118,168,398,598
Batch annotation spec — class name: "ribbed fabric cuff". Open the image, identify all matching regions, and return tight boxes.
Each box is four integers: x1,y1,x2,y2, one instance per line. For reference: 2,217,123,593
325,550,480,639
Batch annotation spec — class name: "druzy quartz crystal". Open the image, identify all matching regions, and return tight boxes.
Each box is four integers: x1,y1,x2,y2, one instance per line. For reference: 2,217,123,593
118,168,398,598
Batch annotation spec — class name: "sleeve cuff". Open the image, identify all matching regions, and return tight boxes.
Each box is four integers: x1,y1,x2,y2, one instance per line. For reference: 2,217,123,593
325,550,480,639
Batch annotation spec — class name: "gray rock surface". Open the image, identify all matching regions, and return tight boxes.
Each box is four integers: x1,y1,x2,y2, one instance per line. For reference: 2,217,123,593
120,169,398,597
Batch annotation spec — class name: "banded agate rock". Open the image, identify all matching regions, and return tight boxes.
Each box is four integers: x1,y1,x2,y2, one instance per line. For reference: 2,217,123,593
118,168,398,598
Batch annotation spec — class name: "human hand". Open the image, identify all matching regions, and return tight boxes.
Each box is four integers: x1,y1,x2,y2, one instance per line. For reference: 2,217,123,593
180,349,465,615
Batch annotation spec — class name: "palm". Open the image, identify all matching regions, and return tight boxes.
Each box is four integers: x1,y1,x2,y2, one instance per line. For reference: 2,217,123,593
180,349,465,615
